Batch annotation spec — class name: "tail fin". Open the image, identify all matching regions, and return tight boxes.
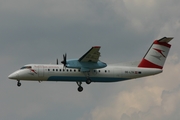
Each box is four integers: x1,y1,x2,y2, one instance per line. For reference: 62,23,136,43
138,37,173,69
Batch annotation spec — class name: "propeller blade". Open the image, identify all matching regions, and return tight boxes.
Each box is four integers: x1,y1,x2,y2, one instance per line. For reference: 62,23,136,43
65,53,67,63
57,59,58,65
61,53,67,68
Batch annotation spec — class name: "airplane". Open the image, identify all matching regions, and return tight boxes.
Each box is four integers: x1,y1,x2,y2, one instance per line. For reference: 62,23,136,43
8,37,173,92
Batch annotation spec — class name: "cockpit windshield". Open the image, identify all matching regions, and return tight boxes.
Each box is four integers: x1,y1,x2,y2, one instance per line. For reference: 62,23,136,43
20,66,32,69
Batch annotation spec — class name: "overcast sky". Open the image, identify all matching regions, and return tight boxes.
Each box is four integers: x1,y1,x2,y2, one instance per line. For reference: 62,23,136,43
0,0,180,120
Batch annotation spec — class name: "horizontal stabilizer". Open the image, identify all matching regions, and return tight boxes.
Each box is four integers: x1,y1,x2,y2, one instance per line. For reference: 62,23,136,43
158,37,173,43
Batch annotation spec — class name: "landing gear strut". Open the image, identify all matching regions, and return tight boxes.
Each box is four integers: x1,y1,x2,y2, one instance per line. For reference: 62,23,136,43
17,80,21,87
84,72,91,84
76,81,83,92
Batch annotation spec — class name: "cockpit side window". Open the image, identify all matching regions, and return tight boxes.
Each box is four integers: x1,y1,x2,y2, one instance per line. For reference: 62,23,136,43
20,66,32,69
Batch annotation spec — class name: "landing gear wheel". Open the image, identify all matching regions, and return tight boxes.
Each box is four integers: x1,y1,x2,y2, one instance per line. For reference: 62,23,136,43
86,78,91,84
78,86,83,92
76,81,83,92
17,81,21,87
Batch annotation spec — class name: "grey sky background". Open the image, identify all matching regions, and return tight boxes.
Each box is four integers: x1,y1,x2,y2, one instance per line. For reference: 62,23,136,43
0,0,180,120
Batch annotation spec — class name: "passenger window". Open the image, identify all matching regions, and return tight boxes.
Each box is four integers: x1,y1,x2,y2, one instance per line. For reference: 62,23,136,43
67,69,69,72
56,69,58,71
74,69,76,72
48,69,50,71
59,69,61,72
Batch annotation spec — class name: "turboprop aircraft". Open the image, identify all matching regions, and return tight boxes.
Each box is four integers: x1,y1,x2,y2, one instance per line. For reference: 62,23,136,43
8,37,173,92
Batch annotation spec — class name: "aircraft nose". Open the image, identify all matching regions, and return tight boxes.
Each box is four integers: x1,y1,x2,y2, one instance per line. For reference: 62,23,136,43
8,72,18,79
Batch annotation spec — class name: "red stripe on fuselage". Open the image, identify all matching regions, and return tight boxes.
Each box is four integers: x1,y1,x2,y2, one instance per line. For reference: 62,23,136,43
30,68,37,74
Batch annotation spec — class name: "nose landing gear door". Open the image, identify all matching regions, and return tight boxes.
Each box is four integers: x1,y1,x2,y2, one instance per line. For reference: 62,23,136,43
38,65,44,77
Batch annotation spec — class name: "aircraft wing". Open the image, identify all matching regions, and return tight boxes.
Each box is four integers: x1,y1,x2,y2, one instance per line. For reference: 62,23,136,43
79,46,101,62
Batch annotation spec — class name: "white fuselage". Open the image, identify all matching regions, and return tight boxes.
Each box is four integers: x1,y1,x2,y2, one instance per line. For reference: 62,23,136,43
8,64,162,82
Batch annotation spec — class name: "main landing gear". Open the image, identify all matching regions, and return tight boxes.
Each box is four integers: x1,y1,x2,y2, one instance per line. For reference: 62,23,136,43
86,78,91,84
17,80,21,87
84,72,91,85
76,78,92,92
76,81,83,92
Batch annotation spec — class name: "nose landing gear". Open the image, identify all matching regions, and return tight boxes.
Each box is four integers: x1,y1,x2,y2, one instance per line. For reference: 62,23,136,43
17,80,21,87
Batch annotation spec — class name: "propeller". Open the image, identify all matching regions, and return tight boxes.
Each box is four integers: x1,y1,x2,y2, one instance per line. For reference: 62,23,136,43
61,53,67,68
56,59,58,65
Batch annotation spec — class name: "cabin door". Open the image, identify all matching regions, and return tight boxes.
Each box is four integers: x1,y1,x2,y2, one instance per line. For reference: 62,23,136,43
38,66,44,77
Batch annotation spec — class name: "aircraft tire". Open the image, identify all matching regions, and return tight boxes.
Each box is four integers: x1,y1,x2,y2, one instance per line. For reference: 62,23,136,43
86,78,91,84
17,82,21,87
78,86,83,92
